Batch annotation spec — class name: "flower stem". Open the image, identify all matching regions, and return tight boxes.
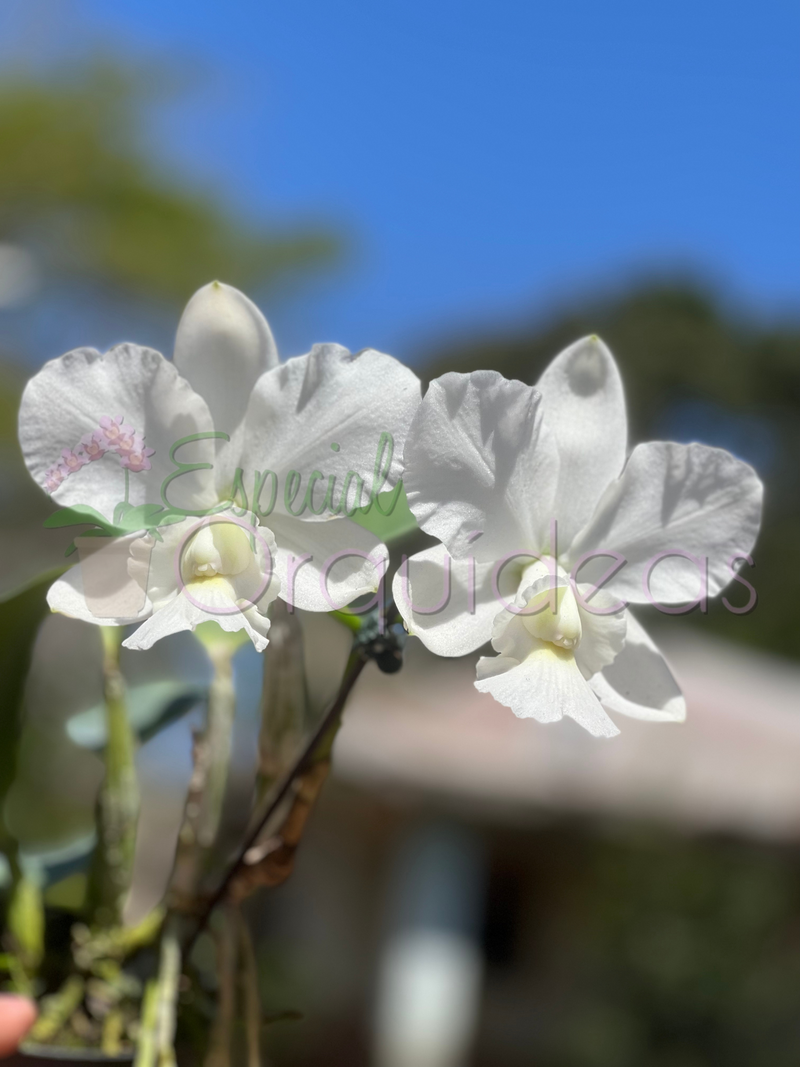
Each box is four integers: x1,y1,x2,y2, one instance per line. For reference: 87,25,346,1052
255,599,309,801
237,909,262,1067
133,917,181,1067
183,646,367,954
27,975,85,1044
5,873,44,994
181,605,404,954
198,643,237,848
167,629,238,912
155,922,181,1067
133,979,158,1067
204,904,238,1067
89,626,140,926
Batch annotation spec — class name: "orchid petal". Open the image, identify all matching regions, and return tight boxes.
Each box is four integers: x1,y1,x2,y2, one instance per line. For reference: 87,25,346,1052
240,345,421,520
122,583,271,652
392,543,517,658
19,345,217,518
535,336,627,549
574,589,627,678
403,371,558,563
174,281,278,432
269,513,389,613
589,612,686,722
47,538,153,626
475,616,619,738
174,282,278,489
567,441,763,605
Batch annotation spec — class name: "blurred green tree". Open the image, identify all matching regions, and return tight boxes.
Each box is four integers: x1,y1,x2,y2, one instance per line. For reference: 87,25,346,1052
0,62,337,305
0,60,340,539
0,58,340,873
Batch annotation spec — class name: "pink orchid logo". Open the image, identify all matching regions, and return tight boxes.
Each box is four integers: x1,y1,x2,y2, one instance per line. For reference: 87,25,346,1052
60,447,89,474
80,430,108,461
45,416,155,495
44,466,66,493
121,439,155,473
98,415,135,449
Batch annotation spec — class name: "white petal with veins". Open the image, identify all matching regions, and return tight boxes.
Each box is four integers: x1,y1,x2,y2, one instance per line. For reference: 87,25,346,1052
402,371,558,563
392,542,517,657
535,335,627,549
19,345,217,518
589,611,686,722
567,440,763,605
240,344,421,521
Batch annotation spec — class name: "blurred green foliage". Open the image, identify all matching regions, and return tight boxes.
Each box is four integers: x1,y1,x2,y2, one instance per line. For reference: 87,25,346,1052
0,59,339,887
0,573,58,866
513,828,800,1067
0,63,338,303
424,285,800,660
1,53,799,1066
0,59,341,547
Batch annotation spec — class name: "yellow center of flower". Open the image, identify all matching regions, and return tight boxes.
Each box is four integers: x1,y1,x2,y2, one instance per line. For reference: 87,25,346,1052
521,582,582,650
182,522,253,581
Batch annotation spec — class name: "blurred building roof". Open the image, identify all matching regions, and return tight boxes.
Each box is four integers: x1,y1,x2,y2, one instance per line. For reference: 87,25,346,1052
335,631,800,841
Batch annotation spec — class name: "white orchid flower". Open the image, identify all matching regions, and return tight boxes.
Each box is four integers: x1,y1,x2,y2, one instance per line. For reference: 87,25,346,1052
393,337,763,737
19,282,421,652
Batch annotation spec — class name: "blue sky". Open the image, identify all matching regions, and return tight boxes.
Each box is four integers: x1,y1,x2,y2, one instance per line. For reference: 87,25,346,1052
5,0,800,362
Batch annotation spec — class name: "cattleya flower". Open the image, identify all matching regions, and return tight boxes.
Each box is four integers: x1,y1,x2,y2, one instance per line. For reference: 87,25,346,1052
394,337,763,737
19,282,421,651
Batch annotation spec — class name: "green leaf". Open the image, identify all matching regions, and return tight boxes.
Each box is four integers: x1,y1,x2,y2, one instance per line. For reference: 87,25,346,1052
123,504,158,523
42,872,87,912
6,874,44,973
0,573,54,856
113,500,133,526
45,502,192,558
67,682,203,749
156,511,187,528
20,832,97,891
43,504,116,531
